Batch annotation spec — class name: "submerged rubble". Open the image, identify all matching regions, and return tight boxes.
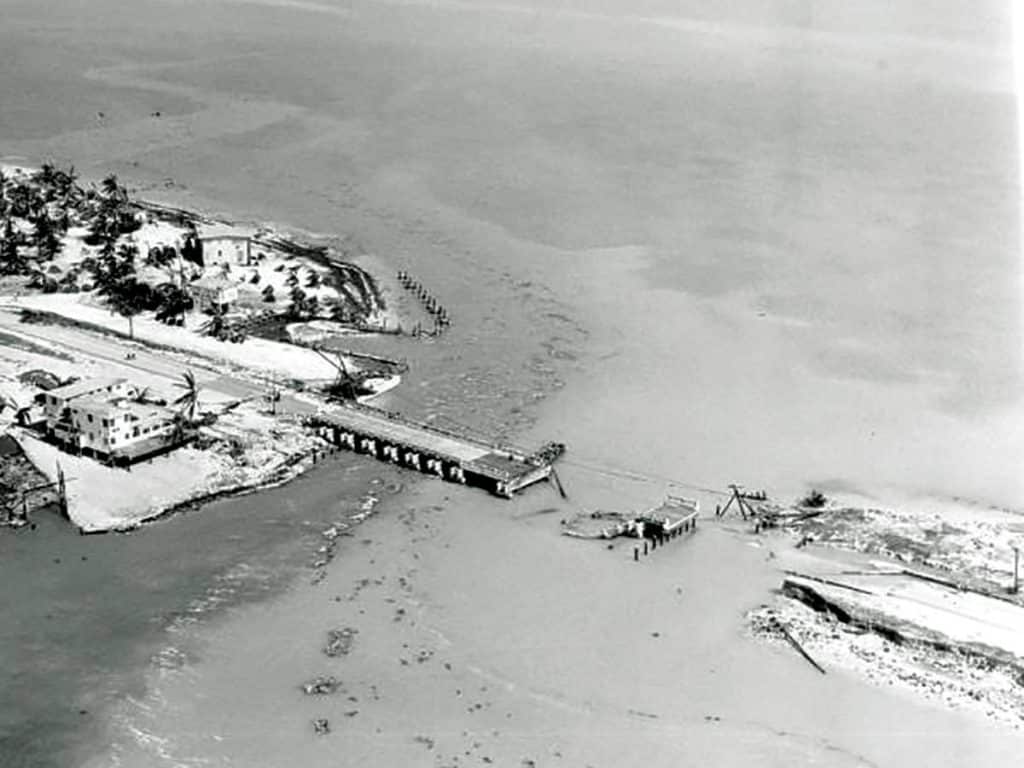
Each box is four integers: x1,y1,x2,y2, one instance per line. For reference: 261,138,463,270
301,676,342,695
324,627,358,658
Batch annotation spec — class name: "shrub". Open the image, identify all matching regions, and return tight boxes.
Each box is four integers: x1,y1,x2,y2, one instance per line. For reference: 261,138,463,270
800,489,828,508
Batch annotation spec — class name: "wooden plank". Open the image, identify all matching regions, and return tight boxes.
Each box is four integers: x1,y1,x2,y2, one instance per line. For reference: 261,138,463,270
774,619,826,675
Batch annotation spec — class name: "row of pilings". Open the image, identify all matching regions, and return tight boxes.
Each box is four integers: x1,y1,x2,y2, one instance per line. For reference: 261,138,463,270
633,515,698,561
311,421,474,486
396,270,451,336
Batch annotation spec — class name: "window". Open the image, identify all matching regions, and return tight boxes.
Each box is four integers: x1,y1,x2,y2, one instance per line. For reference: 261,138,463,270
87,414,94,423
132,427,140,437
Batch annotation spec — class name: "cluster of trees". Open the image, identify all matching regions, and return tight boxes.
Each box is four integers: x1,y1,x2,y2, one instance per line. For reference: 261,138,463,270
83,174,140,248
2,162,377,340
0,166,147,294
279,265,357,322
285,266,319,320
199,304,246,343
0,163,80,280
0,165,196,336
86,242,194,337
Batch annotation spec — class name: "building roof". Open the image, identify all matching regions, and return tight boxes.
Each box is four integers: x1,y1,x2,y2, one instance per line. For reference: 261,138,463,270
73,396,174,423
48,377,128,401
197,224,256,241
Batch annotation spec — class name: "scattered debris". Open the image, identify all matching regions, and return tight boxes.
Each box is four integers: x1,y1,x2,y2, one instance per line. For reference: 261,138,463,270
312,718,331,735
300,676,342,695
323,627,358,657
414,735,436,750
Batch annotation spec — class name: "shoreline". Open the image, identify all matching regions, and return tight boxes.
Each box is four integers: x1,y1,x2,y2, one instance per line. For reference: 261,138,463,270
3,4,1022,765
72,442,325,535
0,171,424,532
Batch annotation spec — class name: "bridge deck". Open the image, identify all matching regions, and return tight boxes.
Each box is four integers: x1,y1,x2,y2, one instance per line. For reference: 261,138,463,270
322,407,493,463
308,405,557,497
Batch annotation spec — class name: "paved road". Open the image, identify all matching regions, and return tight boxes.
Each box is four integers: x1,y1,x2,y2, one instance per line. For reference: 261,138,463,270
0,307,315,415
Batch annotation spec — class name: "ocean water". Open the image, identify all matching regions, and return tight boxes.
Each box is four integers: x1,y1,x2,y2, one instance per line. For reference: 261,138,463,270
0,458,399,768
1,0,1021,765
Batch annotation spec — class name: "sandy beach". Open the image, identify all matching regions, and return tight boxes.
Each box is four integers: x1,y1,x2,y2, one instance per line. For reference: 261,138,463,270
3,0,1023,766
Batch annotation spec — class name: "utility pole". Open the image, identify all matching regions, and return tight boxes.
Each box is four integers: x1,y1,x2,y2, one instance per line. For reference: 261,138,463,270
721,484,757,520
57,462,68,520
1013,546,1020,595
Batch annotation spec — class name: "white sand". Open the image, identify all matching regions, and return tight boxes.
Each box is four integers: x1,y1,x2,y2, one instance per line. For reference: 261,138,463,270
15,432,233,532
3,293,341,381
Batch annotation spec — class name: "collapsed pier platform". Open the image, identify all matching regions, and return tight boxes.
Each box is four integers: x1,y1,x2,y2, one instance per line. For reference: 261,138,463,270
304,405,563,498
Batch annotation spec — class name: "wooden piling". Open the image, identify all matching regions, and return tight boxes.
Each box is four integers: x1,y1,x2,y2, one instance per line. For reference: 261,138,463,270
1013,547,1020,594
775,619,826,675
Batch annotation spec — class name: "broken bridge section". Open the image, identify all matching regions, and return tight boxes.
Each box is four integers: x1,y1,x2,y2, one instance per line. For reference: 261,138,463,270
304,405,562,498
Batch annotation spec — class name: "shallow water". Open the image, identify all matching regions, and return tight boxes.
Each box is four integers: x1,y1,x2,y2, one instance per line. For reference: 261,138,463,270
2,0,1022,765
0,457,396,768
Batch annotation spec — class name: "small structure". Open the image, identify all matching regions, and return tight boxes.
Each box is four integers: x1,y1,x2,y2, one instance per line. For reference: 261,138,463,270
191,274,239,313
563,494,699,541
197,224,256,267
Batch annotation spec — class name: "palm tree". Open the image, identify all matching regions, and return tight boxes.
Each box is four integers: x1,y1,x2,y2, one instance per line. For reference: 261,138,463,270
34,163,59,201
8,183,36,219
153,282,191,325
32,209,62,262
199,303,227,339
172,370,201,424
100,174,127,205
170,412,188,446
105,278,151,338
0,217,25,275
54,165,78,204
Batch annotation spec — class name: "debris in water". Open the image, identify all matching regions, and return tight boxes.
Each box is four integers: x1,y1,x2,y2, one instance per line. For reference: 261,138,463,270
301,676,342,695
324,627,358,657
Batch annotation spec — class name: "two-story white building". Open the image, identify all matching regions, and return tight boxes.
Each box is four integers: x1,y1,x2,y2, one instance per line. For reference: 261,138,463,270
42,377,182,462
68,398,179,457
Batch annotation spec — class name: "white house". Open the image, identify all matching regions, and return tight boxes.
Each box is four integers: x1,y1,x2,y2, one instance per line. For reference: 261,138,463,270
41,377,182,461
63,398,178,457
197,224,256,267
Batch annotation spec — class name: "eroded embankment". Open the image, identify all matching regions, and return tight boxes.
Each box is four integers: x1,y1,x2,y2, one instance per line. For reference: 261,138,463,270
781,576,1024,678
750,573,1024,728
